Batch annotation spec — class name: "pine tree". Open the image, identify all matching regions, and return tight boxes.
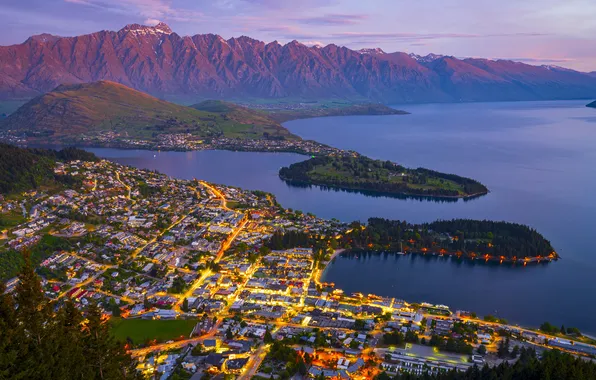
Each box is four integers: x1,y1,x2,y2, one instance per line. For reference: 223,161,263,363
0,282,17,379
51,302,87,380
12,254,56,379
264,328,273,343
0,256,141,380
82,303,140,380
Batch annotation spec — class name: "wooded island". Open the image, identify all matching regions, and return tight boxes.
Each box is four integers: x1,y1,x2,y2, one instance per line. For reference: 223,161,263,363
279,155,489,198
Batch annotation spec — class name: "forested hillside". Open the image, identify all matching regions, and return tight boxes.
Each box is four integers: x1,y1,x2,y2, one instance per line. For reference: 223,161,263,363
0,143,96,194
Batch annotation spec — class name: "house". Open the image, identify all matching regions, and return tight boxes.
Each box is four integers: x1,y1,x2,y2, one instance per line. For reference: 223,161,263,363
225,357,249,374
477,333,492,344
153,309,178,320
204,353,225,370
347,358,365,374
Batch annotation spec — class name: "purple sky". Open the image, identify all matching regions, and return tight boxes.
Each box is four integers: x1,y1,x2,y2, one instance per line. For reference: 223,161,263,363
2,0,595,71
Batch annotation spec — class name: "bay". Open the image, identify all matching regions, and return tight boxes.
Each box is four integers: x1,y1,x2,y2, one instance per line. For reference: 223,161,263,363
87,99,596,334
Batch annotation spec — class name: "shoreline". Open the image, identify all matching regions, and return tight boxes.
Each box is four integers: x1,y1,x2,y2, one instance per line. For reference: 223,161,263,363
14,139,491,201
340,248,559,265
279,175,489,200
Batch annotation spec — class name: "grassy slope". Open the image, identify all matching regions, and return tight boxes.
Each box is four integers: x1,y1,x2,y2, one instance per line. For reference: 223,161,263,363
267,103,408,123
0,82,297,143
190,100,298,140
110,318,197,346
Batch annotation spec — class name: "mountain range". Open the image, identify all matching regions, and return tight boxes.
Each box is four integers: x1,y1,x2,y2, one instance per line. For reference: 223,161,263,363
1,22,596,104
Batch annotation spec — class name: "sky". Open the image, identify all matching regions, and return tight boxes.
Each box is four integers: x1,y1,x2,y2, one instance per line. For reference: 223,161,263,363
2,0,596,72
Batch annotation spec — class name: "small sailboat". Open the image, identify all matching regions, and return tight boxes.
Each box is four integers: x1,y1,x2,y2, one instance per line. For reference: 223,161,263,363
396,241,405,255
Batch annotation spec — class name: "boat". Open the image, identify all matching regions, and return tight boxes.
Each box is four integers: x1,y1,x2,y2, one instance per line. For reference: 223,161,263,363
396,242,405,255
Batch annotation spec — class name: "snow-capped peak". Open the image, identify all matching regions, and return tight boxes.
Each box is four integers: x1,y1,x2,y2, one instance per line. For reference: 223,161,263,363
359,48,386,55
409,53,444,62
120,22,173,36
541,64,575,73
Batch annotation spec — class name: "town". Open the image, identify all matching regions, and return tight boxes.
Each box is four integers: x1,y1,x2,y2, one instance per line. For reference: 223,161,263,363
0,129,349,157
1,158,595,380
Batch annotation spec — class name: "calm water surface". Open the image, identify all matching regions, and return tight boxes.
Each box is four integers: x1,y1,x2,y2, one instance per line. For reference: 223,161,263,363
87,100,596,334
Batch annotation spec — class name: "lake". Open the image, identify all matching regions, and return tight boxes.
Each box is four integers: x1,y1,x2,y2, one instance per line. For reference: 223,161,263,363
87,100,596,334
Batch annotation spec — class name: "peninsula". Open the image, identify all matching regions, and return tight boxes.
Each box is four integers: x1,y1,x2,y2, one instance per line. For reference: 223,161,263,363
265,102,408,123
342,218,559,264
279,154,489,198
587,100,596,108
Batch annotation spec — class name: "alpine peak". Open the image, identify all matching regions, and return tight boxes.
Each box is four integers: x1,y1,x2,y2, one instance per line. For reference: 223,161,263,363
120,22,172,35
359,48,386,55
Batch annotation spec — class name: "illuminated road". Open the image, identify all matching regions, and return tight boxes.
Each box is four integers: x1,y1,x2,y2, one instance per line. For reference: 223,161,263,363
200,181,230,211
115,171,132,200
239,344,269,380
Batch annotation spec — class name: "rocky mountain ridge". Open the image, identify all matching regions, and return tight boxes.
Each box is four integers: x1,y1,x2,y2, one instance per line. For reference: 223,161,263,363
1,23,596,103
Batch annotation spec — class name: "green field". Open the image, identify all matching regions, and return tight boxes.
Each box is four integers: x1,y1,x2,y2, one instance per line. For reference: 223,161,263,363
110,318,197,346
0,210,27,229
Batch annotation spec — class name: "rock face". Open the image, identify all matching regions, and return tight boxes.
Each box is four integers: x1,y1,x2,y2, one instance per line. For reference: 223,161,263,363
2,23,596,103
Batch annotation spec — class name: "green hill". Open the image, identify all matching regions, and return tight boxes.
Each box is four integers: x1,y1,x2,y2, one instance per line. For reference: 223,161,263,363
0,81,297,145
189,100,296,139
587,100,596,108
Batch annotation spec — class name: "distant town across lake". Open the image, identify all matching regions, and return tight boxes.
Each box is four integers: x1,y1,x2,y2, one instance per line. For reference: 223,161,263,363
88,99,596,335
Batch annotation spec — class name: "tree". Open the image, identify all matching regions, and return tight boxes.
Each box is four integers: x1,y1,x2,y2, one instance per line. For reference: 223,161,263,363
191,344,204,356
51,301,88,379
264,328,273,344
83,302,140,380
0,281,17,378
497,337,510,359
225,327,233,340
510,345,520,359
12,253,56,378
0,255,141,380
405,331,419,344
477,344,487,355
182,298,189,312
259,245,271,256
297,359,307,375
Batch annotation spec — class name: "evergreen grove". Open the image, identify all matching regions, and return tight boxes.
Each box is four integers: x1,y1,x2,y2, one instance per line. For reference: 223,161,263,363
0,255,141,380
